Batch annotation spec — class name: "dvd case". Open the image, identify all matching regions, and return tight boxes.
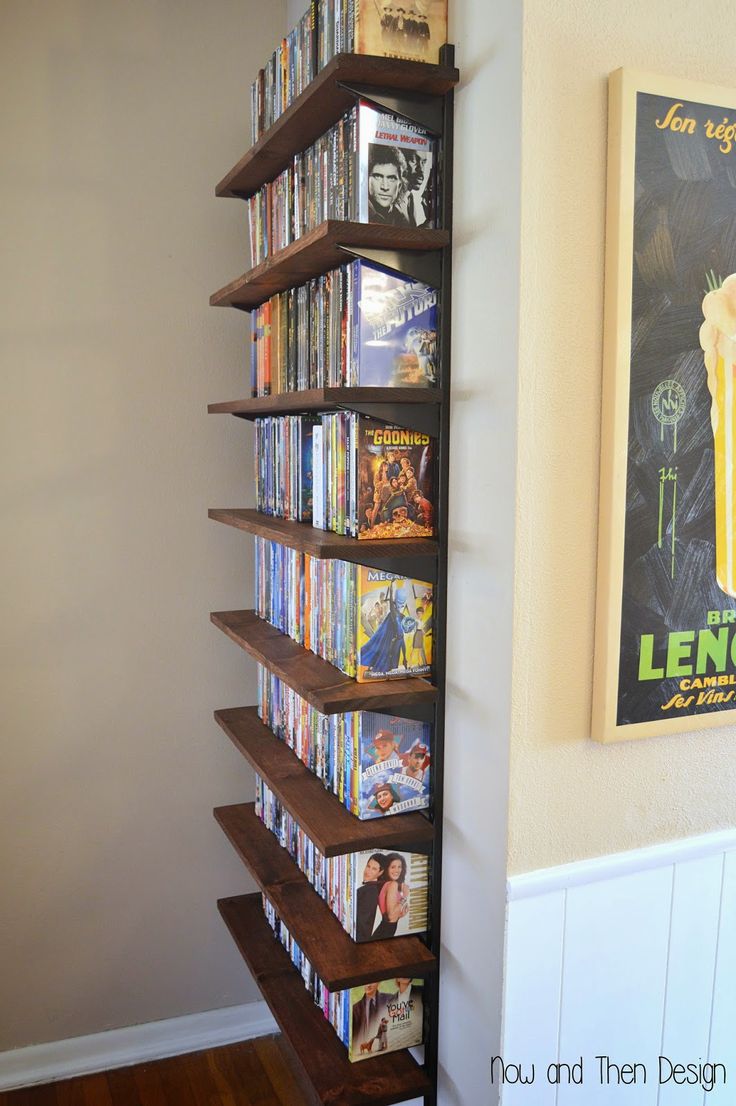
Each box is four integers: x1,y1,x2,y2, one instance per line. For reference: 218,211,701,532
348,977,424,1061
357,102,436,229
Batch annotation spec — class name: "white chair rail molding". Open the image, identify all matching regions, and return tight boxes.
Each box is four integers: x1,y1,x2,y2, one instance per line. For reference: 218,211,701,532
499,828,736,1104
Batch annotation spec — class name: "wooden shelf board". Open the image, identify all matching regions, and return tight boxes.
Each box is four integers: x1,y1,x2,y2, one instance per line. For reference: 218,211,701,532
210,610,438,714
215,803,435,989
209,509,438,564
216,53,460,201
208,386,442,419
210,221,449,311
214,707,434,856
219,893,432,1106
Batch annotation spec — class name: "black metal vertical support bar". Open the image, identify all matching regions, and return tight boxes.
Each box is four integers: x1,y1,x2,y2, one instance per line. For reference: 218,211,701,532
423,42,454,1106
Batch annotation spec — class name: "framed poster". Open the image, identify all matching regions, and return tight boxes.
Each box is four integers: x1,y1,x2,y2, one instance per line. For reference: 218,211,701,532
594,69,736,742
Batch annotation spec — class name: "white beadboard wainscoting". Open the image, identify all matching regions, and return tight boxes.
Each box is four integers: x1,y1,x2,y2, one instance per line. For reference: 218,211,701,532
501,830,736,1105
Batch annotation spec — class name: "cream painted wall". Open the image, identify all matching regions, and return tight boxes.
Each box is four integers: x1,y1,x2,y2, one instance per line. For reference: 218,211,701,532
0,0,284,1050
510,0,736,874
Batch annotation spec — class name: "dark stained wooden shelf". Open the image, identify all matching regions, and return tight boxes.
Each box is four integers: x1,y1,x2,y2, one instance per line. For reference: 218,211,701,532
216,53,460,201
219,893,433,1106
215,803,436,989
210,610,438,714
209,509,439,565
208,386,442,419
210,221,449,311
214,707,434,856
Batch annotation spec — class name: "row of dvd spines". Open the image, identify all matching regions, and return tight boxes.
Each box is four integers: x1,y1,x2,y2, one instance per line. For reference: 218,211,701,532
255,774,430,942
261,892,349,1044
261,893,427,1063
250,1,448,146
257,665,432,820
250,1,358,145
255,537,434,682
255,415,314,524
256,412,436,540
249,258,439,397
247,109,356,266
250,268,350,396
255,536,356,673
250,7,316,146
247,101,438,268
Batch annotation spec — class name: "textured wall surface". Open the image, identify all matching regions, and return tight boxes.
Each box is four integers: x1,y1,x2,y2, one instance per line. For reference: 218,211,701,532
0,0,284,1050
510,0,736,874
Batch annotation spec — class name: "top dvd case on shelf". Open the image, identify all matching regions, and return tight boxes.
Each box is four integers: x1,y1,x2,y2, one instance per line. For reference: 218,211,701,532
250,0,449,143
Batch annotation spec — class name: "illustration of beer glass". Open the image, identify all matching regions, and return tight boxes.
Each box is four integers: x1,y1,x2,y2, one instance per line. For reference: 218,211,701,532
700,274,736,597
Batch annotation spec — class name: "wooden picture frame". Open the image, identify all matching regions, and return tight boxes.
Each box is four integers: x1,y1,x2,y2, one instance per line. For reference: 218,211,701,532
593,69,736,742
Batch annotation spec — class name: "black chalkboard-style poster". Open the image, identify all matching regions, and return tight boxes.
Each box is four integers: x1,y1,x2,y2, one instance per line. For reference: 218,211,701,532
594,70,736,742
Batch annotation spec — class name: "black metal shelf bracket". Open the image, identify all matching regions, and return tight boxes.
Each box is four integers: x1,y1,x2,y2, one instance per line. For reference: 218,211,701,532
336,81,444,135
336,243,443,289
349,549,438,584
335,400,440,438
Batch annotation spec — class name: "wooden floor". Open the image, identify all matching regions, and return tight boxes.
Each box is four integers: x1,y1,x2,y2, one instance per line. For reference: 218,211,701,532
0,1037,313,1106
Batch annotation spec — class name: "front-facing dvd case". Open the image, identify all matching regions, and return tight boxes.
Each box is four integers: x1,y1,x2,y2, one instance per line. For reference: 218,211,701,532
357,420,435,539
357,102,437,229
357,568,433,681
352,848,429,941
358,713,431,818
354,0,447,65
349,978,424,1061
354,261,438,387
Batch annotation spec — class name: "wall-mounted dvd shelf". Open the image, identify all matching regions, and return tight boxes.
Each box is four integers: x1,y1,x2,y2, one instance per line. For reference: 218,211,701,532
219,894,433,1106
215,803,436,988
209,508,439,582
210,220,448,311
208,387,442,418
216,53,459,201
209,509,438,564
215,707,435,855
208,388,443,438
210,39,454,1106
210,609,438,714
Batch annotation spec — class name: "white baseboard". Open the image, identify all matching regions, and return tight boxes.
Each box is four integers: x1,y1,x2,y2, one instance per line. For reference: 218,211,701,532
0,1001,277,1092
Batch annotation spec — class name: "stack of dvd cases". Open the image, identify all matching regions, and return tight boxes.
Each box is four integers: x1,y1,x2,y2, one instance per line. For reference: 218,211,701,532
255,415,317,521
255,538,433,681
250,259,438,395
250,9,315,144
257,666,431,819
247,102,438,266
262,896,425,1062
256,413,436,539
249,0,450,143
256,775,429,940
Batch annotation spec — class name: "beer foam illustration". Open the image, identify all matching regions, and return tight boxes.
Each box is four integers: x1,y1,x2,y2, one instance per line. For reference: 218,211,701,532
700,274,736,431
701,273,736,596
